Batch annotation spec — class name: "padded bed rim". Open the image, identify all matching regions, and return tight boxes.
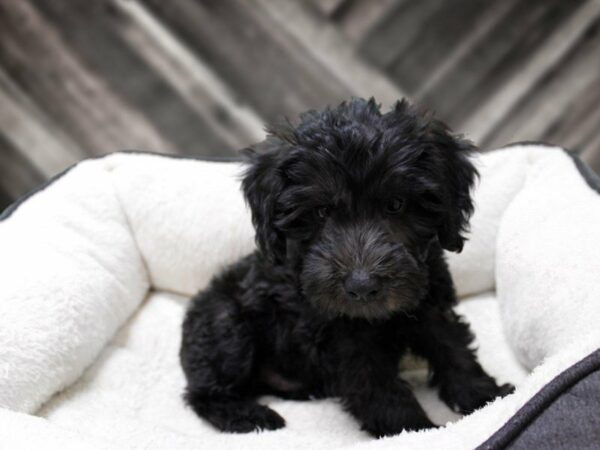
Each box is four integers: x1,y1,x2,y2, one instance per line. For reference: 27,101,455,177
2,143,599,448
4,142,598,222
477,347,600,449
0,150,242,221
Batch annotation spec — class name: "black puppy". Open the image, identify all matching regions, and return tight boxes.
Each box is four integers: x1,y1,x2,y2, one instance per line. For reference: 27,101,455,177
180,98,513,437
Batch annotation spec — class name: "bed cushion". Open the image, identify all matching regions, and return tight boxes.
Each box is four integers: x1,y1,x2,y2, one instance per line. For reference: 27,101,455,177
0,144,599,449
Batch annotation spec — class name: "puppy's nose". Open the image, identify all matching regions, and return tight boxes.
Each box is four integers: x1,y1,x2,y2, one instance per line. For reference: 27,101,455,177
344,270,380,301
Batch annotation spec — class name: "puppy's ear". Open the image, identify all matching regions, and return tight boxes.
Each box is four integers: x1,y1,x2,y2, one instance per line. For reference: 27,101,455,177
387,101,477,252
241,138,287,262
432,127,478,253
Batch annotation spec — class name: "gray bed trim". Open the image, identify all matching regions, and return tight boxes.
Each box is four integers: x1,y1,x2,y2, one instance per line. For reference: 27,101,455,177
500,140,600,195
567,151,600,196
0,162,77,221
0,150,242,221
477,348,600,450
498,140,562,149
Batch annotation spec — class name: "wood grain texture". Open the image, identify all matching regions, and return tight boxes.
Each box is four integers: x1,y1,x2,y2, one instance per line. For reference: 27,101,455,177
0,132,46,199
0,0,599,212
482,15,600,150
0,0,178,157
142,0,352,120
332,0,399,43
29,0,232,155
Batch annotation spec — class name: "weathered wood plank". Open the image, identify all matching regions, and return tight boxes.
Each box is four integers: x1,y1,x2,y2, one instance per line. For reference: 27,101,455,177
0,187,13,212
546,84,600,155
334,0,404,43
0,68,83,177
413,0,517,101
115,0,264,149
482,19,600,151
142,0,352,121
538,48,600,174
0,0,178,156
386,0,499,95
461,0,600,144
419,0,571,125
359,0,444,70
581,127,600,172
253,0,405,108
306,0,349,18
0,131,46,199
1,0,600,211
29,0,234,156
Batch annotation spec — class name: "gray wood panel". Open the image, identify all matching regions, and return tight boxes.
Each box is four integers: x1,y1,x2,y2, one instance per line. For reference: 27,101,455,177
0,132,46,199
142,0,353,120
1,0,599,212
0,1,179,157
29,0,235,156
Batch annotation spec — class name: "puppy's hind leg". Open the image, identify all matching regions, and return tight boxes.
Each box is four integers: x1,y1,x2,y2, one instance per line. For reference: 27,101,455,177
180,290,285,433
185,395,285,433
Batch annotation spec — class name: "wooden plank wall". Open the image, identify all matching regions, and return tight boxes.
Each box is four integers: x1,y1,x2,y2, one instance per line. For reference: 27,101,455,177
1,0,599,212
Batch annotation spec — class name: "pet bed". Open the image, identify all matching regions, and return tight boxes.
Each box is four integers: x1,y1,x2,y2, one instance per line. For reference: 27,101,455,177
1,143,599,449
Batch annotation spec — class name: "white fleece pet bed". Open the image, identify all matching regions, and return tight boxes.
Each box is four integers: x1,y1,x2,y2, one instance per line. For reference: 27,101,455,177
1,143,599,449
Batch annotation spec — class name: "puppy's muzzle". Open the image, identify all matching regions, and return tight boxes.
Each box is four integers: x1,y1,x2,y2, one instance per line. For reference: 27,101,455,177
343,269,380,302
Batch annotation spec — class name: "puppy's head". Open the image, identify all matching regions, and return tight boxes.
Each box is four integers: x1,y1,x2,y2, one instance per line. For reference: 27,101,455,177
243,98,477,319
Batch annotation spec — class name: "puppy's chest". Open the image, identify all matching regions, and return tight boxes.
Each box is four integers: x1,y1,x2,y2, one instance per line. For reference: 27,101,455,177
270,309,327,363
255,304,329,378
264,308,400,375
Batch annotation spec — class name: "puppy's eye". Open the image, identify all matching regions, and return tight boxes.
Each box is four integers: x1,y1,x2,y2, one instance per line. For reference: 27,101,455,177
316,206,330,220
386,197,406,214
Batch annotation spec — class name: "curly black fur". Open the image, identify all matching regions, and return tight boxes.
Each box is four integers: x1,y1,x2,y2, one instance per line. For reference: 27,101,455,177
180,98,514,437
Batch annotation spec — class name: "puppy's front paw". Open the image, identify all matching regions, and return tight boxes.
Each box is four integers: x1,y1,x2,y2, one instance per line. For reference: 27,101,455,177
199,401,286,433
362,412,437,438
228,405,286,433
439,375,515,415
